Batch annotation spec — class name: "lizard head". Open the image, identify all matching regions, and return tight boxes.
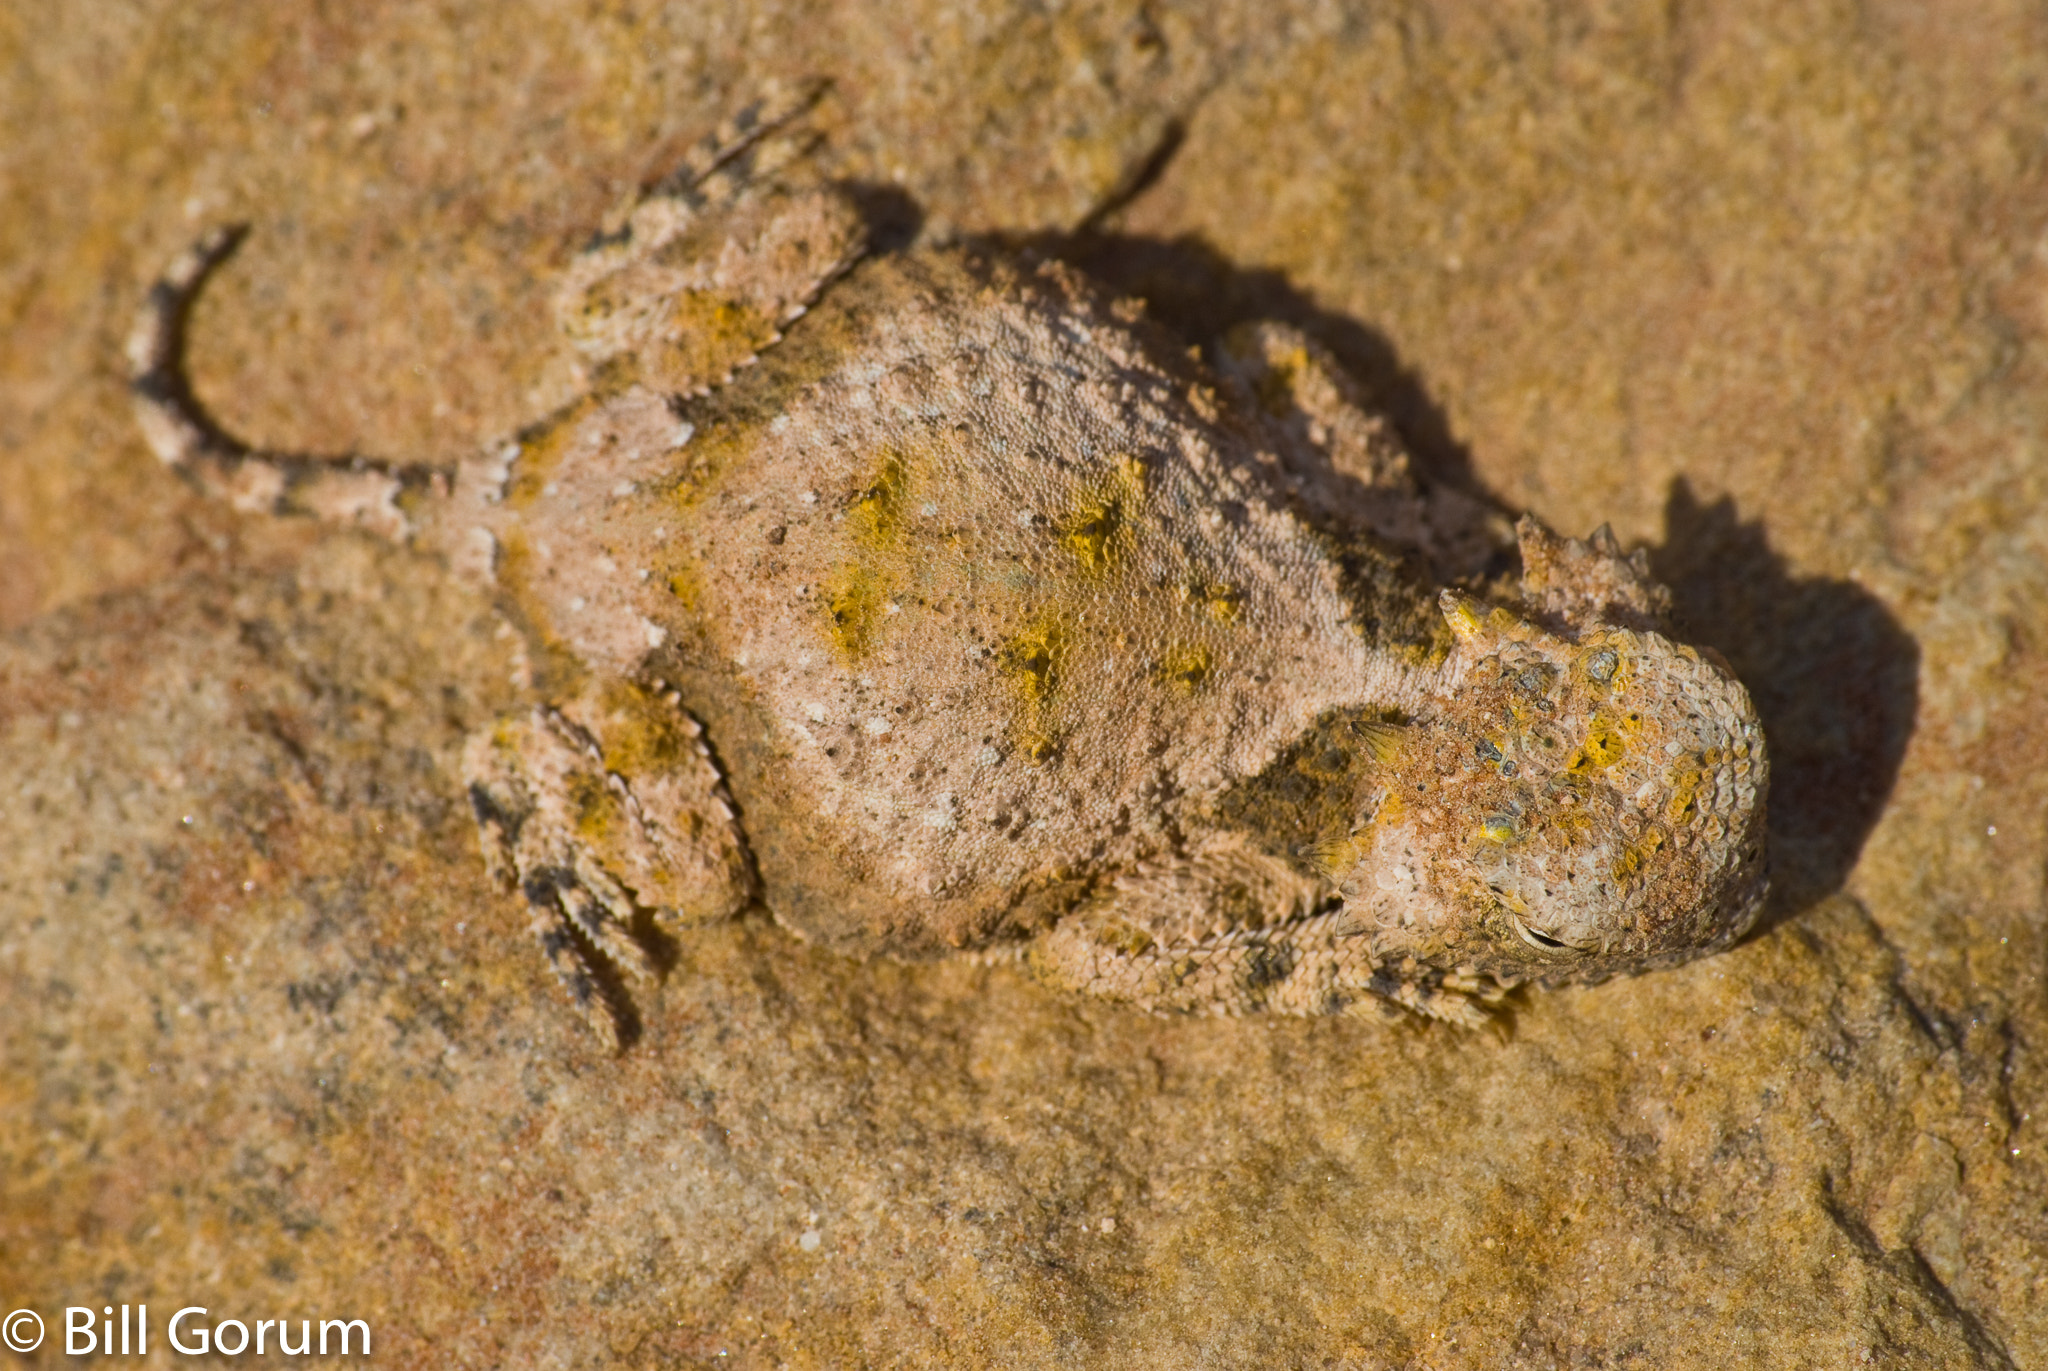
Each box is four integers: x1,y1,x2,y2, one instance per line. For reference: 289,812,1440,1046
1336,586,1769,985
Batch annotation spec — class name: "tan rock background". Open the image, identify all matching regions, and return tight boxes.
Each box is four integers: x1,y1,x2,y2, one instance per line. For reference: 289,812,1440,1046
3,1,2044,1365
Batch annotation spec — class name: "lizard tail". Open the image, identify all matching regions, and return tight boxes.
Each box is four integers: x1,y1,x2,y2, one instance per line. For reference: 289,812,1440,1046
127,224,451,542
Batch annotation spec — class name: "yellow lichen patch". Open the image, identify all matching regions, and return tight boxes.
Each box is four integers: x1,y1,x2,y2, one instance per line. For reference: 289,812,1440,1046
1202,583,1245,622
503,394,603,510
1664,747,1726,824
1541,805,1596,845
819,453,915,661
1155,642,1214,695
1665,766,1705,825
1060,455,1146,575
999,612,1070,764
596,679,689,776
822,564,890,660
1566,712,1630,773
1441,593,1539,648
648,290,780,389
1610,827,1669,885
663,574,698,620
1001,615,1067,703
661,417,748,509
493,526,535,593
849,452,912,551
1063,496,1124,572
569,769,625,843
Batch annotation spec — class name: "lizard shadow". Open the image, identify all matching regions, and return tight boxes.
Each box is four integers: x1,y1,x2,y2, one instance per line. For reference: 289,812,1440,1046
1001,226,1919,937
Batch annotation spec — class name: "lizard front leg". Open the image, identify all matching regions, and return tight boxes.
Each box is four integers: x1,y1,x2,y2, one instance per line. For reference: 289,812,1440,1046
1025,836,1506,1026
463,681,756,1050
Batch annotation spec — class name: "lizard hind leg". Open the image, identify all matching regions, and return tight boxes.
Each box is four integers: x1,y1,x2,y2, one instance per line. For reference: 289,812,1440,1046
126,224,450,542
463,682,757,1051
555,81,870,398
1026,837,1507,1026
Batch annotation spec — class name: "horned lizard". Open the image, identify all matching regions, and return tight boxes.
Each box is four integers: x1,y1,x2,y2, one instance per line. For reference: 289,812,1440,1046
128,88,1769,1049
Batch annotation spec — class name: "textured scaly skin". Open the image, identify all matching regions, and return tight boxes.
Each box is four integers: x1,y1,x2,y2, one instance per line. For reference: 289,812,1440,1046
128,91,1767,1047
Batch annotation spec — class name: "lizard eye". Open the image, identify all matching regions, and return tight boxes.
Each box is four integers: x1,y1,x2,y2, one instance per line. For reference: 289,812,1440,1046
1511,916,1572,953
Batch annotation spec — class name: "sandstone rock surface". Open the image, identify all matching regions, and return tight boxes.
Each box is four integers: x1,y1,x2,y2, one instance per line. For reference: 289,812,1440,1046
3,2,2044,1365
